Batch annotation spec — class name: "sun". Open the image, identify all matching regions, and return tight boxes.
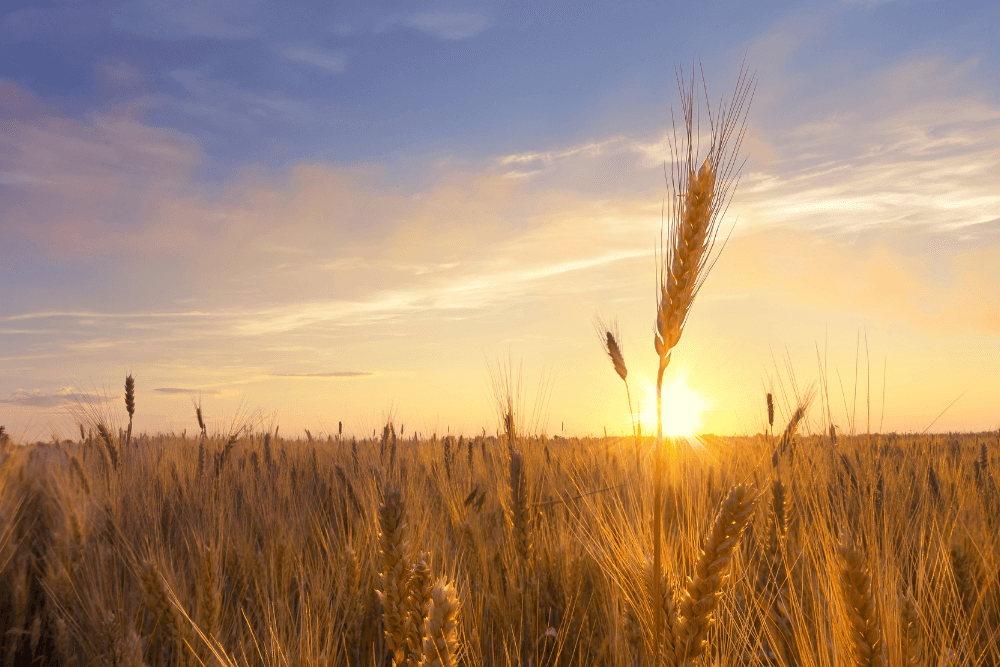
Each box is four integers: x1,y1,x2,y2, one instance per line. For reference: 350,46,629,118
637,377,705,437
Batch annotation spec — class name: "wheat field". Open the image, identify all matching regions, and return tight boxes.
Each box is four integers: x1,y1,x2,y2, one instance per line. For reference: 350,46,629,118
1,405,999,666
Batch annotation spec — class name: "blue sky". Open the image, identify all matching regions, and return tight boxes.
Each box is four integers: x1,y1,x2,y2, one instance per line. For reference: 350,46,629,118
2,0,999,440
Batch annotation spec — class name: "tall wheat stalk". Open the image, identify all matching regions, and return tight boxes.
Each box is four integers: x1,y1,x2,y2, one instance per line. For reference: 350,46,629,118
650,60,754,663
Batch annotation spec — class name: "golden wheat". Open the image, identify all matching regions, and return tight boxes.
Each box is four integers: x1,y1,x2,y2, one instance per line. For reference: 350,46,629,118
901,590,923,666
672,484,757,665
404,551,433,667
420,577,460,667
378,486,411,665
838,533,884,667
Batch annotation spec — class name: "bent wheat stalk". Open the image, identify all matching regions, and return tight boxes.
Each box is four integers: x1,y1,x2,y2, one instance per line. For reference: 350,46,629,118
595,315,636,439
651,59,755,661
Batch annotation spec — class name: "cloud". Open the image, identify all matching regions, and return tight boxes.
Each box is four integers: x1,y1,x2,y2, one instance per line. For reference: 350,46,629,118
280,44,347,74
163,68,337,131
110,0,263,39
328,6,490,40
3,46,1000,350
0,389,98,408
154,388,222,395
712,222,1000,336
270,372,375,378
404,10,490,40
1,5,107,42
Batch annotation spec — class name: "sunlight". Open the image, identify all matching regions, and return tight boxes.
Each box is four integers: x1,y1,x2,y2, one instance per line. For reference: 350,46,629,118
637,378,705,437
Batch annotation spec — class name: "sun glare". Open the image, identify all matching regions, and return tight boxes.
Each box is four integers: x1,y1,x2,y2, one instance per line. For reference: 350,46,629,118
636,378,705,437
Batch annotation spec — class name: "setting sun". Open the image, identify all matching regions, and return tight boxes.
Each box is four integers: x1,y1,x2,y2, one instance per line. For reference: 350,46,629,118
637,378,706,437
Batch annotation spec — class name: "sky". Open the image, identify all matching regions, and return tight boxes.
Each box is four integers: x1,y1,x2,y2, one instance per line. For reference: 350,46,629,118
1,0,999,441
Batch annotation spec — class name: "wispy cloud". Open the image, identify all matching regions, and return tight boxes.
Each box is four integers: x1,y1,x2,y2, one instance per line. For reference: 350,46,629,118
280,44,347,74
331,7,491,40
1,5,108,42
1,388,98,408
270,372,375,378
403,10,490,40
110,0,263,40
164,68,339,131
153,388,223,396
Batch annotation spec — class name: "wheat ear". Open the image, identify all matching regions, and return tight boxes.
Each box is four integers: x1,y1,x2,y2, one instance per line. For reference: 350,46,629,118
377,486,411,665
673,484,757,665
645,559,679,667
595,315,637,442
839,533,884,667
766,392,774,432
901,590,923,666
142,563,191,667
655,155,717,376
196,547,220,643
97,423,119,471
420,577,461,667
950,541,977,616
124,374,135,451
404,552,433,667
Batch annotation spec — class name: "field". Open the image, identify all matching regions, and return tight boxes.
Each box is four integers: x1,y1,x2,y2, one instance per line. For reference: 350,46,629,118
1,409,999,666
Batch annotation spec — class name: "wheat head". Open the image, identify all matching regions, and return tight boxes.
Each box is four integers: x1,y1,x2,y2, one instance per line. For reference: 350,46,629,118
377,486,411,665
420,577,461,667
838,533,884,667
404,551,433,667
673,484,757,665
508,450,532,565
655,155,717,377
901,590,923,666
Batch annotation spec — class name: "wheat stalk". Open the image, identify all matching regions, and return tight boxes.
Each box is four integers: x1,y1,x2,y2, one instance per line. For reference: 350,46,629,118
650,61,755,661
761,479,798,667
508,449,532,664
